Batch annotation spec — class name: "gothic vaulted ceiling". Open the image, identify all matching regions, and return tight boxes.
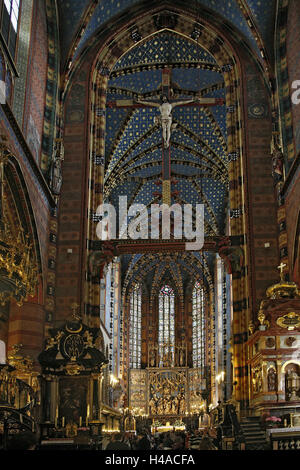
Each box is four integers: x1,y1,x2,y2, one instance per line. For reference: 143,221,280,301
109,30,224,292
57,1,277,293
57,0,277,68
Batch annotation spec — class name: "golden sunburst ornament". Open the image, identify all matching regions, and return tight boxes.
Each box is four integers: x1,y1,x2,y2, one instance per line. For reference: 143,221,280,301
276,312,300,331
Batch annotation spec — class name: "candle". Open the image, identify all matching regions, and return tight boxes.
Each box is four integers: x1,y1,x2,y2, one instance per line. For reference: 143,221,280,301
79,416,82,427
62,417,65,427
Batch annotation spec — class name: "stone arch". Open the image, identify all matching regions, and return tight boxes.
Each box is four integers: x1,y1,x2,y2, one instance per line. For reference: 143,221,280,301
86,7,248,402
4,157,42,276
2,156,44,358
58,3,277,406
292,211,300,286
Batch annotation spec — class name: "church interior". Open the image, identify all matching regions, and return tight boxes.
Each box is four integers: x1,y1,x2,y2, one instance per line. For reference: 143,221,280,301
0,0,300,451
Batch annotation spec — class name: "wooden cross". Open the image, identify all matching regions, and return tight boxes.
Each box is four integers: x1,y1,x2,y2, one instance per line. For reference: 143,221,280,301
107,68,225,205
277,262,287,282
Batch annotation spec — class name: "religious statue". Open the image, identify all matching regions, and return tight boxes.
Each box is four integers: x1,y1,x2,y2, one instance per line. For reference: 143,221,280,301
149,347,156,367
70,302,82,322
173,395,179,414
49,139,64,195
65,422,78,437
252,367,263,394
88,241,115,279
271,135,284,183
179,347,185,367
163,347,170,367
286,369,300,401
149,396,157,414
267,367,277,392
50,158,62,195
157,398,164,415
136,95,199,148
179,394,185,414
218,237,244,274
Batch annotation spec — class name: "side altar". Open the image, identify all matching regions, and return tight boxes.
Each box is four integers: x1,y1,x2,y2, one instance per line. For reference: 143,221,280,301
37,305,108,445
247,265,300,422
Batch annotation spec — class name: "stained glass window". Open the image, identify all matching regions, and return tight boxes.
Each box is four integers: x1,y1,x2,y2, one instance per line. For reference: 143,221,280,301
0,340,6,364
158,285,175,367
129,284,142,369
192,282,205,369
1,0,21,58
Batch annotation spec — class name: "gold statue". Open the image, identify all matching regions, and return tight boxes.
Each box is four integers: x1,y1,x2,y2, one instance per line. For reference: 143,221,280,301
248,321,255,335
66,422,78,437
258,310,266,327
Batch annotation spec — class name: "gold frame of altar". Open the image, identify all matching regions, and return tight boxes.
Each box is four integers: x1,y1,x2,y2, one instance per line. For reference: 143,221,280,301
129,367,206,418
46,373,103,428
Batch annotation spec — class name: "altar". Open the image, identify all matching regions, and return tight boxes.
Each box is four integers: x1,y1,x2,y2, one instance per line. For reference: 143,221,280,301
129,367,206,419
151,421,186,433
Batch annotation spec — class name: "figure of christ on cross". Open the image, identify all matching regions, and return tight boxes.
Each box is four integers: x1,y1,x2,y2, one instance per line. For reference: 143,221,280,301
135,94,199,149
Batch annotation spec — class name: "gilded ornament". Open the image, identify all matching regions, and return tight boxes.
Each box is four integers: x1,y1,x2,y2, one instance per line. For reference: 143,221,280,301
248,321,255,335
276,312,300,330
266,263,300,299
7,344,33,372
258,310,266,326
65,363,84,376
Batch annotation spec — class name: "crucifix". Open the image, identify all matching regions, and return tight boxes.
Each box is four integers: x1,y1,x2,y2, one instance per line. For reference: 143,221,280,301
277,262,287,283
107,68,224,205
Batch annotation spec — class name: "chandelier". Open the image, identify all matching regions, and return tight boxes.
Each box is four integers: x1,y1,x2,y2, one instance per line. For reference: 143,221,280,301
0,135,38,306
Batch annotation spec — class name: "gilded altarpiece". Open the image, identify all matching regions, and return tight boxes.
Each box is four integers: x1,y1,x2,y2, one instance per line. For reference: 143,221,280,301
129,370,147,414
129,368,205,416
148,370,186,416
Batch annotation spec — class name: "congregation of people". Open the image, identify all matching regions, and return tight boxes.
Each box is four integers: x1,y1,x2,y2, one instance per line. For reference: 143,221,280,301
103,427,219,451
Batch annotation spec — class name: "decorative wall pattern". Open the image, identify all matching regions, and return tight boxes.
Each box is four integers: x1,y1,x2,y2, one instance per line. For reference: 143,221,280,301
12,0,34,125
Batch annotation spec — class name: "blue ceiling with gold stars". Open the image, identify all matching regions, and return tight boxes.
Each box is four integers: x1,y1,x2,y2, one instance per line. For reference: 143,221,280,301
57,0,277,67
56,1,277,291
103,30,227,289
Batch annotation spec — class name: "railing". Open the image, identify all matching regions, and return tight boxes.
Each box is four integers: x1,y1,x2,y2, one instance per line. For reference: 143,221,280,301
0,364,37,449
0,365,36,413
267,428,300,450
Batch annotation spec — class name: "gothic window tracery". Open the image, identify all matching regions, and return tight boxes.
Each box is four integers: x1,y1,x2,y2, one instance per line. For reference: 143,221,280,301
158,285,175,367
1,0,21,58
192,281,205,369
129,284,142,369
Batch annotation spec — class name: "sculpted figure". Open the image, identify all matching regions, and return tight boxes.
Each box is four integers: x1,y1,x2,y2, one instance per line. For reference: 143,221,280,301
136,95,198,148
